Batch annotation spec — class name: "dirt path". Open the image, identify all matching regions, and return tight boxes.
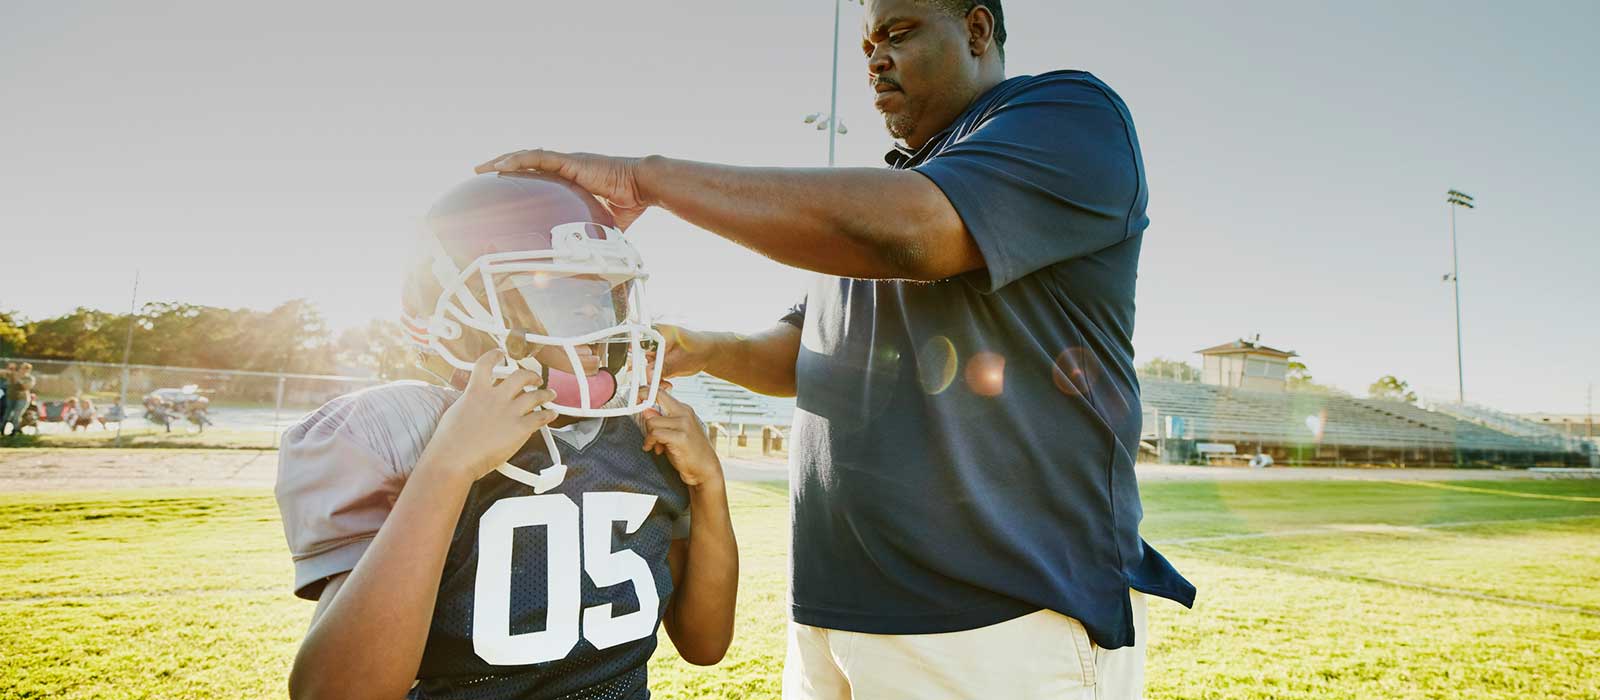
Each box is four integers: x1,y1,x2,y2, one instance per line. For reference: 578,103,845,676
0,448,791,492
0,449,278,491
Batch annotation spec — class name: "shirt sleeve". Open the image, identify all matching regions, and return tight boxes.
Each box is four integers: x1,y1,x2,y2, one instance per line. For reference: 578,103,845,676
274,402,404,601
913,75,1147,292
778,298,807,329
642,450,693,540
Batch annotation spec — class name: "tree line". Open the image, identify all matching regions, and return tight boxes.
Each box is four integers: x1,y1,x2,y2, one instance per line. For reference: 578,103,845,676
0,301,409,379
6,304,1423,403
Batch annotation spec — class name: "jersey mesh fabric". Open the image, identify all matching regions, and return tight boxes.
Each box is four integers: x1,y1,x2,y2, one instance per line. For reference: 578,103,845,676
276,383,689,700
413,416,687,700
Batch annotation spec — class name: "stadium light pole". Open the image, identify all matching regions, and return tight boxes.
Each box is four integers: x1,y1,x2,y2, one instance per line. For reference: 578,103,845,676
114,270,139,448
1444,189,1475,404
827,0,842,166
802,0,861,166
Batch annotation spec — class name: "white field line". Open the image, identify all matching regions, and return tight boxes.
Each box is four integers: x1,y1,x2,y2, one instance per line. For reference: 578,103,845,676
1151,513,1600,546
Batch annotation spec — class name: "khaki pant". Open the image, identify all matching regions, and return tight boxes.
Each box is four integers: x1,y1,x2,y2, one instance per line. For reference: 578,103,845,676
784,592,1147,700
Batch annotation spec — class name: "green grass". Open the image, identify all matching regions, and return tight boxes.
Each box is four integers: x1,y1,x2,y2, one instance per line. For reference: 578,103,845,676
2,480,1598,699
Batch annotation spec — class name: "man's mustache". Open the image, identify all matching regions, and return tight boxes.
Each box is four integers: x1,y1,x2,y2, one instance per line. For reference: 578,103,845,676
873,77,902,92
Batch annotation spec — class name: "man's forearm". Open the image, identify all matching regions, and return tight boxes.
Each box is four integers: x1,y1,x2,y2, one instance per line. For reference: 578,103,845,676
636,156,972,280
699,323,801,397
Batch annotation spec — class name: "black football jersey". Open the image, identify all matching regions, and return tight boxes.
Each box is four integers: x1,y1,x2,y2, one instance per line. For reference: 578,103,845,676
275,383,690,700
412,415,689,700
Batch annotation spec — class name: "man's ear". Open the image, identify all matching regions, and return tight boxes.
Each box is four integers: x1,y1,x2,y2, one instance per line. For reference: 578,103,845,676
966,5,996,57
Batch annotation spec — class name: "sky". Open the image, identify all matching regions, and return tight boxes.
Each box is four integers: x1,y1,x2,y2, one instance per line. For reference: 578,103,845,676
2,0,1596,413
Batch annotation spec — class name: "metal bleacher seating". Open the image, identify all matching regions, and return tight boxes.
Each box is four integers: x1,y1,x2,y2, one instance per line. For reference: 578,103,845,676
665,372,1583,464
1138,377,1583,464
667,373,797,429
1427,401,1584,451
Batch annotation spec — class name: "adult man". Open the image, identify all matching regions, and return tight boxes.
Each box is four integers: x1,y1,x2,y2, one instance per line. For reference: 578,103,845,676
479,1,1192,696
4,363,35,436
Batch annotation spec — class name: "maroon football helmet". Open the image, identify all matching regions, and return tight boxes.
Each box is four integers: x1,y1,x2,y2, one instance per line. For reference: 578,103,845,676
401,172,664,418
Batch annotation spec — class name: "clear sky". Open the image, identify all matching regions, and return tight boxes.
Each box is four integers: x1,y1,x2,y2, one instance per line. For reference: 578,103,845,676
3,1,1596,413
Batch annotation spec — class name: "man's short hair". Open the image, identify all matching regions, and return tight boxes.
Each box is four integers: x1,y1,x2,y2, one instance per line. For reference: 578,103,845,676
922,0,1006,58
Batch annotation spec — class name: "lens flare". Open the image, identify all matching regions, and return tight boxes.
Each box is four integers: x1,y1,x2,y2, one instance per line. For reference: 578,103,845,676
1051,347,1094,397
965,352,1006,397
1305,410,1327,443
917,335,958,395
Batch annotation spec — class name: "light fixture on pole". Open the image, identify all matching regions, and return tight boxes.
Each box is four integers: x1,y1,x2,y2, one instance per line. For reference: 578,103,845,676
803,112,849,135
803,0,862,166
1443,189,1474,404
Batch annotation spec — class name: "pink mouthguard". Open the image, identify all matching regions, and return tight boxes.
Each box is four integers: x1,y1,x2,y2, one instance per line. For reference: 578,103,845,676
543,367,619,410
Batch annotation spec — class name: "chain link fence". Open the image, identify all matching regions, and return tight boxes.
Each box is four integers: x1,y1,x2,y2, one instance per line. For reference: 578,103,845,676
1,357,382,449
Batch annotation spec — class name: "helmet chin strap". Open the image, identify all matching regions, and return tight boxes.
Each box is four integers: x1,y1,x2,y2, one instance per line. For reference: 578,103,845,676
492,429,569,495
497,351,619,495
411,348,569,493
500,354,569,493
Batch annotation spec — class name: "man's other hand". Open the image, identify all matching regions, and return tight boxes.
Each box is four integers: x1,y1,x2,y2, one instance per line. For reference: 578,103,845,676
649,324,721,380
475,149,650,230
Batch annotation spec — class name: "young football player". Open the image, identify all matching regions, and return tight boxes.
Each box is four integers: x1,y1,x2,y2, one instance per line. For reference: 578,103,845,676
275,171,738,700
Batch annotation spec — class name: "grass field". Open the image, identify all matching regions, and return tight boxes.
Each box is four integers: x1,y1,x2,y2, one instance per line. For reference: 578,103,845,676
2,477,1598,699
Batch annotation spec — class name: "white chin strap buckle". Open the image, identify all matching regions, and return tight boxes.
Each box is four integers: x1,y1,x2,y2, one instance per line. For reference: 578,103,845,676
493,417,568,494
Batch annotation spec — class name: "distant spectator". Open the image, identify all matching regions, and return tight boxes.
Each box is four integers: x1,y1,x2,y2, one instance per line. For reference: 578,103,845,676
144,393,175,432
3,362,34,436
68,397,97,430
1250,452,1275,469
62,397,80,427
77,397,103,430
0,362,12,432
103,400,126,425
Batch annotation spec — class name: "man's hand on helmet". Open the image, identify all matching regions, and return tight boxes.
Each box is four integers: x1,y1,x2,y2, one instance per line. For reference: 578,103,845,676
475,149,650,231
417,350,560,486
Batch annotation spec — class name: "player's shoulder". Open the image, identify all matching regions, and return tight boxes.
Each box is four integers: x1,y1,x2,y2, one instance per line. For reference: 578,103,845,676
585,416,688,495
281,380,459,474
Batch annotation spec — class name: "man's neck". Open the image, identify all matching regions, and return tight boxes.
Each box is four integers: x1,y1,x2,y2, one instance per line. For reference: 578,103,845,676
900,71,1007,151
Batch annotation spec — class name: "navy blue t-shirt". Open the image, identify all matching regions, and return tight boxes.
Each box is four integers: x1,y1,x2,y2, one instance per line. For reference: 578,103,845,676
784,71,1194,650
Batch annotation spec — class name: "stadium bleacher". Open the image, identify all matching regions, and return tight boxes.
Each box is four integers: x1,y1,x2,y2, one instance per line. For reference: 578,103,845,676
664,372,1589,467
1139,377,1589,467
1428,401,1586,448
668,374,797,429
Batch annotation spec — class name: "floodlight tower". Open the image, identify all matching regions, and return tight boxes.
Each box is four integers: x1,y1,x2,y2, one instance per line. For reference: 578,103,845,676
1444,189,1475,404
802,0,861,166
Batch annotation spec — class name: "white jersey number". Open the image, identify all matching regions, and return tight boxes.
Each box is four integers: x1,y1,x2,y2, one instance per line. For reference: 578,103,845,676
473,492,661,666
